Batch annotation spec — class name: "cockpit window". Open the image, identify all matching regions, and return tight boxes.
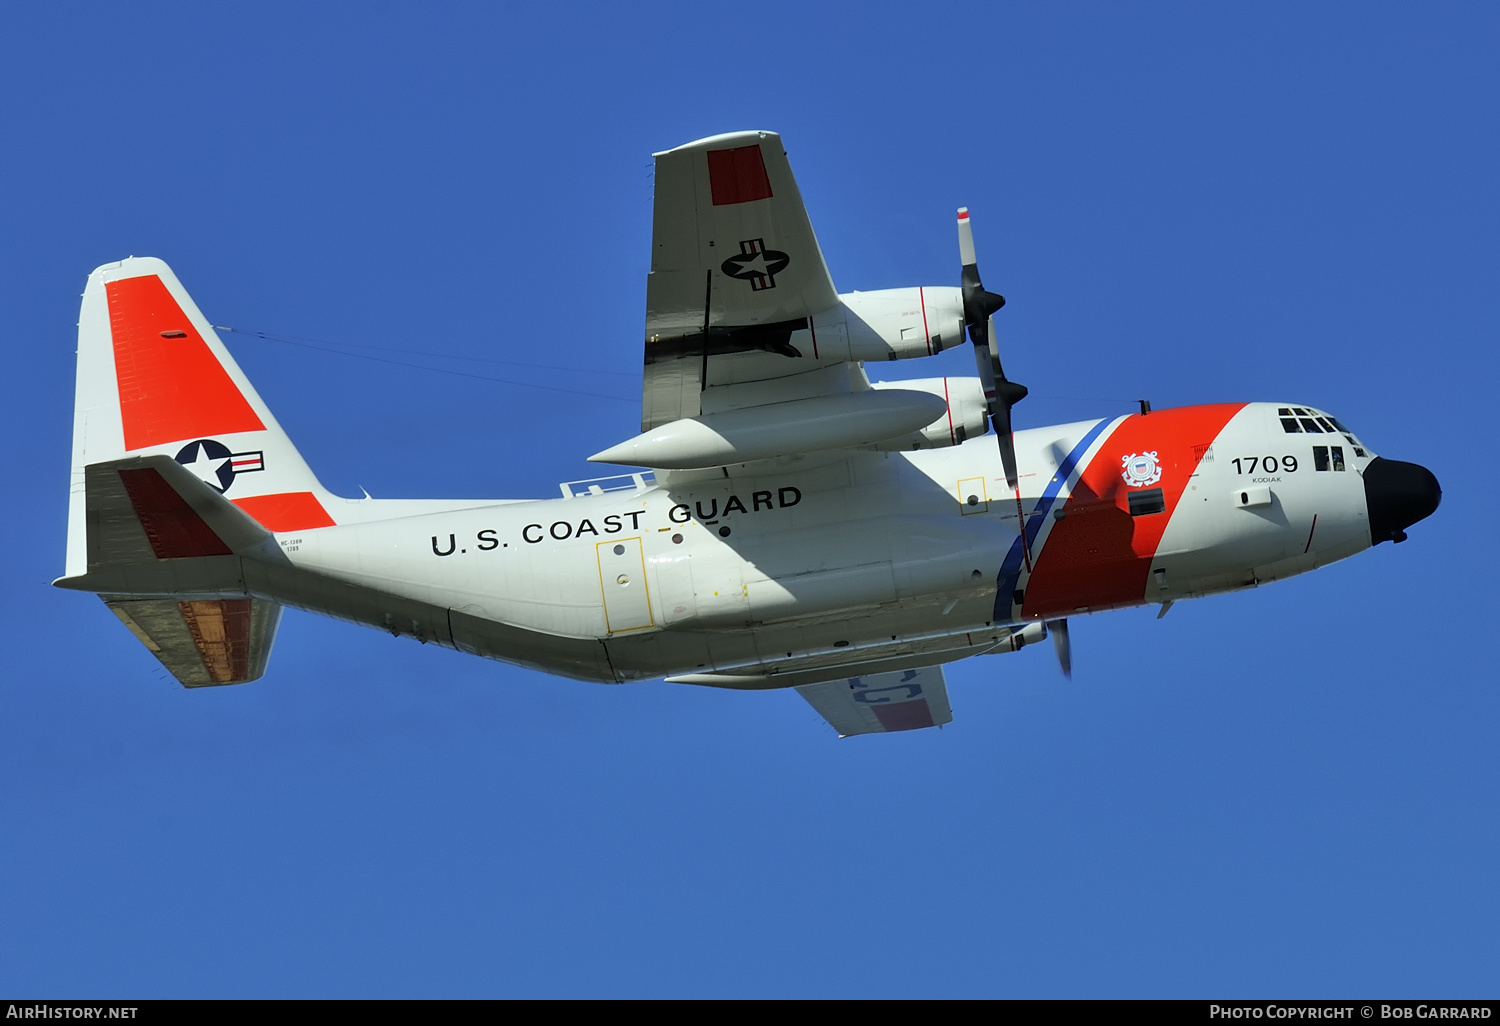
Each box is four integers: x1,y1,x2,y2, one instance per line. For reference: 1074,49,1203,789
1281,408,1368,455
1325,416,1367,457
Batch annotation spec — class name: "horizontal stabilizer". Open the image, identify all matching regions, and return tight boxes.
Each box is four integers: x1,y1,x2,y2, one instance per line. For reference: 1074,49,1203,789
93,455,277,563
56,455,282,596
56,455,289,688
105,596,281,687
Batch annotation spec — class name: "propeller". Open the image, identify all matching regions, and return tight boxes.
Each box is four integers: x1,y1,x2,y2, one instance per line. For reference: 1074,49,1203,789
1048,618,1072,679
958,207,1028,490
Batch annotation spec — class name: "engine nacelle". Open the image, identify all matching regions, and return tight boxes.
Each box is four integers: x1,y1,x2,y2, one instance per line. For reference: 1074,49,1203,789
790,287,964,362
867,377,990,450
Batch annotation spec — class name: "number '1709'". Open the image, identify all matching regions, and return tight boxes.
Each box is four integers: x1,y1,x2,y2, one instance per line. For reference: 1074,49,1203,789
1233,455,1298,474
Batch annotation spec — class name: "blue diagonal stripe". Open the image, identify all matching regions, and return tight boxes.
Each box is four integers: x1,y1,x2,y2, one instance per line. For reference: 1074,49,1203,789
993,417,1116,624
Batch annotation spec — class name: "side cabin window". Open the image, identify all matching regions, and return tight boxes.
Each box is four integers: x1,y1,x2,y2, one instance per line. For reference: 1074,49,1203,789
1128,488,1166,516
1313,445,1347,472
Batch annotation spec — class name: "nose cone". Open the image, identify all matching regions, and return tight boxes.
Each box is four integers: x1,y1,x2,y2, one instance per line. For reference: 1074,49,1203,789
1364,457,1441,544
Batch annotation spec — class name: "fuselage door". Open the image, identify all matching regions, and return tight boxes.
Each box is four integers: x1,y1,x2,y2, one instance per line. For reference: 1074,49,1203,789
596,538,655,634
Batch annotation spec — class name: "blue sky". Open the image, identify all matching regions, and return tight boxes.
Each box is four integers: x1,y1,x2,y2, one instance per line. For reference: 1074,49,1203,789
2,2,1496,998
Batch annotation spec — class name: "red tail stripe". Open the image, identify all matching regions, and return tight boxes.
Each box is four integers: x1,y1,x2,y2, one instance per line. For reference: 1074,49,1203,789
106,275,264,451
231,492,336,532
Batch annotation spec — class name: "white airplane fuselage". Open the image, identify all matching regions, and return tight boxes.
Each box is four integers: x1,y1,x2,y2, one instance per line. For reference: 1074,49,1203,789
266,401,1384,686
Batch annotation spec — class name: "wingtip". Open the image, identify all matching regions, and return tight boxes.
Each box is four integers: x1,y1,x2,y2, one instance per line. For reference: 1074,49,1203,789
656,130,781,157
88,255,173,281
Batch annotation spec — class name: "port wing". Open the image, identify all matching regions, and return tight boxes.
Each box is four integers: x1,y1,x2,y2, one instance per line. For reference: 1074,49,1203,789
642,130,841,431
796,665,954,737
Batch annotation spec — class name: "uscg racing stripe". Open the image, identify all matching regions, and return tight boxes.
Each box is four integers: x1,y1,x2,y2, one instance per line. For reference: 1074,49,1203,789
994,417,1116,623
231,492,336,532
106,274,265,451
1020,403,1247,620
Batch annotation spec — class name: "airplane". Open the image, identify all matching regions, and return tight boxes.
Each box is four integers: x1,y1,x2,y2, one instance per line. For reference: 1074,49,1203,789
55,130,1441,737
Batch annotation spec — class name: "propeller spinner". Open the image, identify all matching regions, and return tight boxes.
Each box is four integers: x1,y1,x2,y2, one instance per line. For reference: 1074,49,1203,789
957,208,1028,490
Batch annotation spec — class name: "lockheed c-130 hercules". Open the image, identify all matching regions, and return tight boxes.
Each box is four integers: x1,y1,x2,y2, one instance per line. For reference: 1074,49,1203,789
57,130,1441,737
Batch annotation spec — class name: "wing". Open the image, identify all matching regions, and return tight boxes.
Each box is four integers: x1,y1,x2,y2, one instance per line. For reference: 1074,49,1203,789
797,665,954,737
620,132,970,470
642,130,841,431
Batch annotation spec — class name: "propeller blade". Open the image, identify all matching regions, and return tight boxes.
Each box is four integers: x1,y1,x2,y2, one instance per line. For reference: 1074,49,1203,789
957,208,1005,334
958,206,978,272
958,211,1027,491
987,314,1028,490
971,334,996,407
991,381,1019,491
995,418,1019,492
1048,618,1072,679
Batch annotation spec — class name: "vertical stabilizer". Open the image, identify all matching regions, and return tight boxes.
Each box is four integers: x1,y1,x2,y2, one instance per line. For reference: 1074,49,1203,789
66,258,338,578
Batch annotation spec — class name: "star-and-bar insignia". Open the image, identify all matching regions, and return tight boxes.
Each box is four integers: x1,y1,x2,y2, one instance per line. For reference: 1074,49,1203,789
721,238,790,291
174,438,265,494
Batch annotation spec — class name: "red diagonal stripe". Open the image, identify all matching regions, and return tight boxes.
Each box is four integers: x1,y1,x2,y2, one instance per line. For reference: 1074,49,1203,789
1024,403,1247,618
231,492,336,532
106,275,264,451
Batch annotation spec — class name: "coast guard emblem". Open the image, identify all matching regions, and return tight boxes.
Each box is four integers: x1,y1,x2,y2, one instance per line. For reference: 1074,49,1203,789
1121,451,1162,488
